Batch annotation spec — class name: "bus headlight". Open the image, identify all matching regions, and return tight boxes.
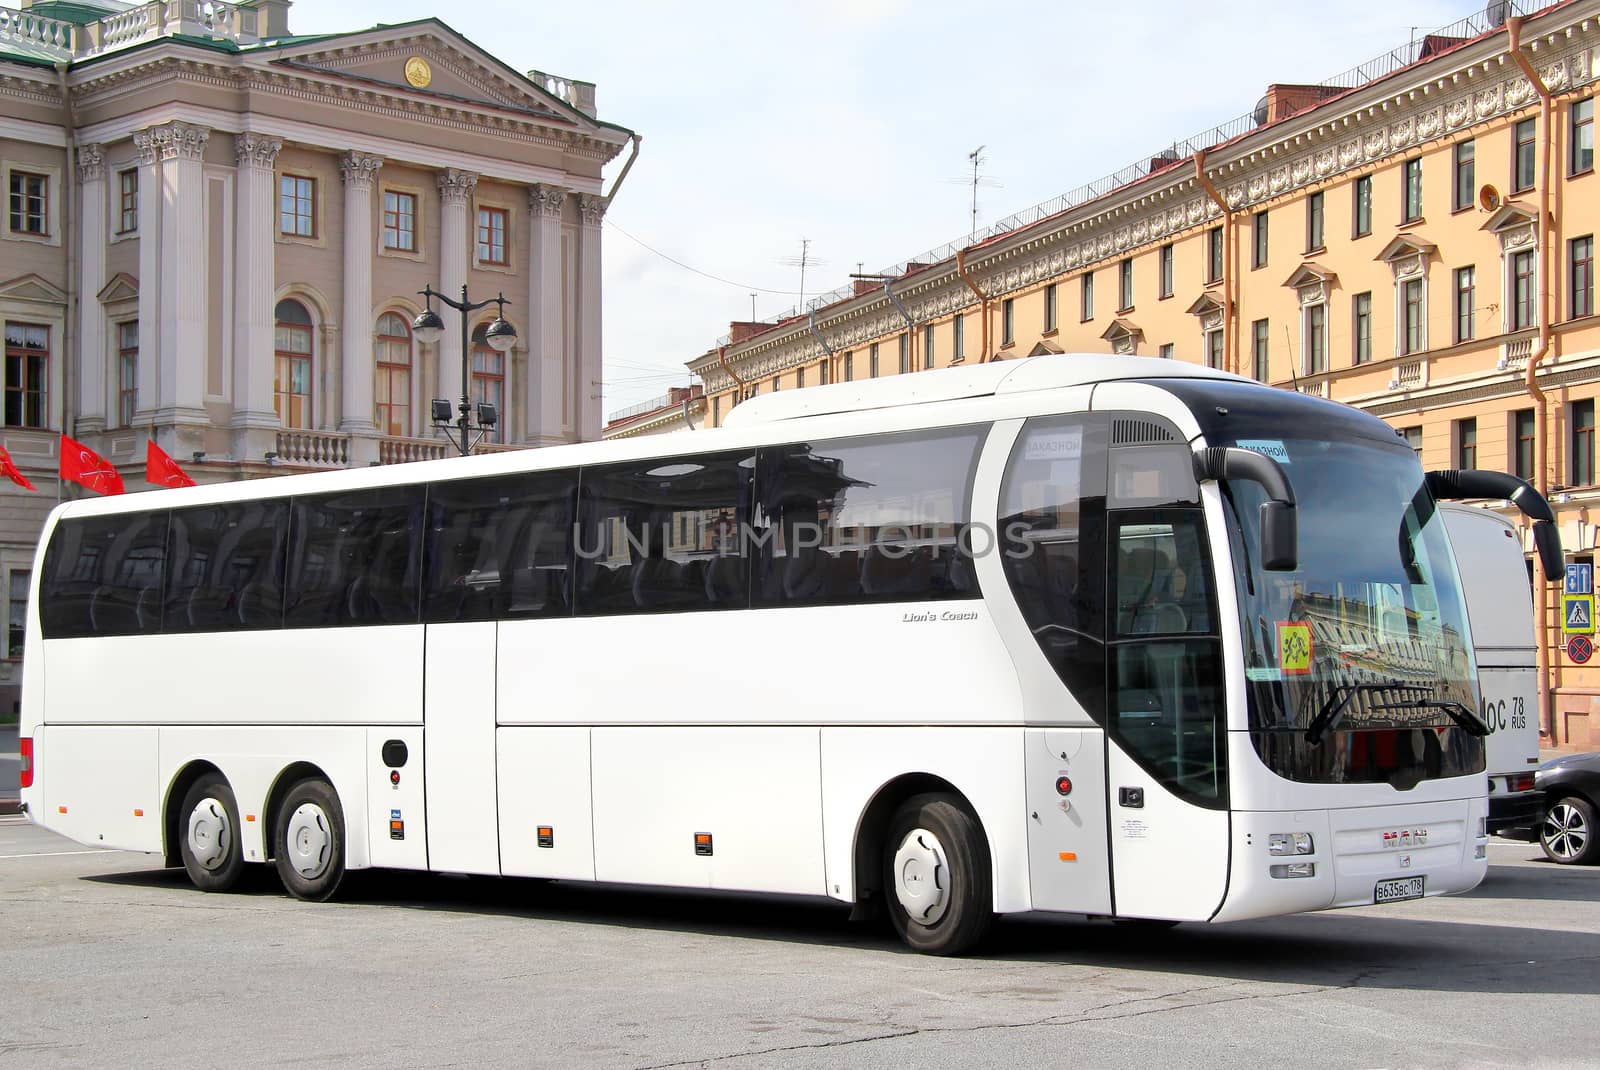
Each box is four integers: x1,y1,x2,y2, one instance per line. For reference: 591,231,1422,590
1269,862,1316,879
1268,832,1314,856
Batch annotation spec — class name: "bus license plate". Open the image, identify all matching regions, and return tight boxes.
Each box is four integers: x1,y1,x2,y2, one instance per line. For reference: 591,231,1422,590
1374,876,1425,904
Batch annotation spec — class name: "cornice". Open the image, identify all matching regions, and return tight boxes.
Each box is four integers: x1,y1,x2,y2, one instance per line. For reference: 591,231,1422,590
1359,352,1600,418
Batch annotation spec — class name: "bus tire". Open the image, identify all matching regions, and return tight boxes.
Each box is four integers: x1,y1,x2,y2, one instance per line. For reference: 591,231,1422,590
883,793,993,956
178,774,245,893
1540,795,1597,865
273,778,347,902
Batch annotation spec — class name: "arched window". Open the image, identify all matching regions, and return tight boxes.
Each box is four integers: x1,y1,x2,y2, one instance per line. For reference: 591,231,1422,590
373,312,412,436
470,322,506,443
273,299,313,429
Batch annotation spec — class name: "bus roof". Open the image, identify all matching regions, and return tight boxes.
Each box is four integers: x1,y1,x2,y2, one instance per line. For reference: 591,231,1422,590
719,353,1248,428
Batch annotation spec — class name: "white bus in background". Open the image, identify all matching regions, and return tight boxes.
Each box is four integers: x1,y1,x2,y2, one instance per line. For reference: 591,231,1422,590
1440,504,1545,840
17,355,1564,955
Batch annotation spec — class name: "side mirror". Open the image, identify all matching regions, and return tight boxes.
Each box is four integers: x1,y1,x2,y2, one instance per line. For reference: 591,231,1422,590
1260,501,1298,572
1533,519,1563,582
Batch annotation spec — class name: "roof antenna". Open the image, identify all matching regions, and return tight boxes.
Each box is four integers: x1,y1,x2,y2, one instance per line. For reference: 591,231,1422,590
968,146,986,242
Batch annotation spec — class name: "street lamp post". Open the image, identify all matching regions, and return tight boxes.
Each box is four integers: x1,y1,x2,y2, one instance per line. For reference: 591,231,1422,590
411,284,518,457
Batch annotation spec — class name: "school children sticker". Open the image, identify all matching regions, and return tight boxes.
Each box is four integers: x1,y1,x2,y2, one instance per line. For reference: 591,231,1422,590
1276,621,1313,674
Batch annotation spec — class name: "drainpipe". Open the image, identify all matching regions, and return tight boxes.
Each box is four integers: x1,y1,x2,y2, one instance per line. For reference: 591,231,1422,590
954,246,989,363
715,345,747,408
56,61,77,441
601,134,642,209
806,308,834,381
1508,15,1557,741
1193,149,1235,375
881,275,917,370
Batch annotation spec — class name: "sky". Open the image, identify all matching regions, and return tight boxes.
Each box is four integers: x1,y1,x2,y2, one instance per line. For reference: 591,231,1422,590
291,2,1470,415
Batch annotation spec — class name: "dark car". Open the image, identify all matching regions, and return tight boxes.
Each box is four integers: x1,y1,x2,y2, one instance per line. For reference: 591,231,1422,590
1530,752,1600,865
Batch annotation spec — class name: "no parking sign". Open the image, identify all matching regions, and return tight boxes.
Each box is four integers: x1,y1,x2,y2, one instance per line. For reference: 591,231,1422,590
1568,635,1593,664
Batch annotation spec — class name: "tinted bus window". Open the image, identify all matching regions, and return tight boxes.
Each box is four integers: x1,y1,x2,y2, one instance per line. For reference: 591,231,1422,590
753,426,984,607
424,470,576,622
285,487,424,628
576,452,753,615
41,511,170,638
164,500,289,632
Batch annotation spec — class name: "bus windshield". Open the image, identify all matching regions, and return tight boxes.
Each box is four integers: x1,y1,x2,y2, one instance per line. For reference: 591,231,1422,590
1218,436,1484,787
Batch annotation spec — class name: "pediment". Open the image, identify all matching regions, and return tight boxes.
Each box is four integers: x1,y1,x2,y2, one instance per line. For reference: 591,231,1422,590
1282,262,1338,290
1374,235,1436,262
1099,318,1143,343
0,273,67,306
1480,203,1537,233
270,21,588,127
97,272,138,304
1028,339,1064,356
1185,292,1224,317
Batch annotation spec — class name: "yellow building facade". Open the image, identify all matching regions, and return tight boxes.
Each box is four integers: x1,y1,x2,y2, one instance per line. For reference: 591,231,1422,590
688,2,1600,748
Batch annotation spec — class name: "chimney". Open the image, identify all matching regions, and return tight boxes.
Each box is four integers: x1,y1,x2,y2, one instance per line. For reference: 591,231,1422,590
727,321,770,344
853,279,882,298
244,0,292,39
901,262,931,278
1261,83,1343,124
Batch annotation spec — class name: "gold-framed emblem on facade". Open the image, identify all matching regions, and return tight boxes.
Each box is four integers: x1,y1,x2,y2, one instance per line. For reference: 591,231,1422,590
404,56,433,89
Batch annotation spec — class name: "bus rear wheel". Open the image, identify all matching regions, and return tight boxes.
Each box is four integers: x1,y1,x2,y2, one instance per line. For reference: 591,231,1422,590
179,774,245,893
273,778,347,902
883,794,993,956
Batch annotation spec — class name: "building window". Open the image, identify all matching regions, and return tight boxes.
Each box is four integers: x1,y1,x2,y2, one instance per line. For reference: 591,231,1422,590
952,315,964,361
923,323,935,368
1572,236,1594,320
843,351,854,381
1305,194,1324,252
1353,175,1372,237
1002,298,1016,346
117,169,138,234
1455,418,1477,470
476,206,508,266
1353,292,1372,365
1402,426,1423,457
869,342,879,378
1159,244,1174,297
796,366,805,388
1514,408,1536,481
1512,249,1537,331
1207,226,1223,284
1453,139,1476,212
470,324,506,442
1117,259,1133,311
383,191,416,252
1205,329,1223,369
748,383,758,398
820,359,830,386
1305,303,1327,374
772,375,781,393
273,299,313,428
117,320,138,427
1043,284,1057,331
1572,399,1595,487
5,568,27,660
8,171,48,236
1513,118,1537,192
898,333,909,374
1454,266,1476,343
374,312,412,436
1158,343,1174,359
1401,278,1425,355
1252,318,1269,381
1252,211,1269,268
1081,273,1095,321
4,321,49,428
712,395,721,425
278,175,315,237
1402,158,1423,223
1572,98,1594,176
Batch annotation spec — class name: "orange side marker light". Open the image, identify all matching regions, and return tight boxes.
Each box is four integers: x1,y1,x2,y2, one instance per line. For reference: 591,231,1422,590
1059,851,1077,862
133,808,143,817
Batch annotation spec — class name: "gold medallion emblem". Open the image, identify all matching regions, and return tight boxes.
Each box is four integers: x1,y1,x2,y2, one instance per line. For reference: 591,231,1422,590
404,56,432,89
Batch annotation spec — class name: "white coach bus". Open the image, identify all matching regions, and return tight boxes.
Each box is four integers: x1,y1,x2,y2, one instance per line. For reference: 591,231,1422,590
18,355,1564,955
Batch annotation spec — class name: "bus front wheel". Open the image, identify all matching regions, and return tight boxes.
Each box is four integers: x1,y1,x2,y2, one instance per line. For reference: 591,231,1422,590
883,793,993,956
179,774,245,893
273,778,347,902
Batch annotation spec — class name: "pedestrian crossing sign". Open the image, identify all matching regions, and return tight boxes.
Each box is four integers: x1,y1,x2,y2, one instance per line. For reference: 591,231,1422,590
1564,594,1595,635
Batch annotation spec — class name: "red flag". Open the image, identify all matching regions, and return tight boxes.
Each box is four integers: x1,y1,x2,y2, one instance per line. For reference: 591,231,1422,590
59,434,124,496
146,441,196,488
0,445,36,492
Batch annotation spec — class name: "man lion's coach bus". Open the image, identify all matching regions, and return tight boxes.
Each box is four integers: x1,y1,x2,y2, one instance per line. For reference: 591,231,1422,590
17,355,1562,955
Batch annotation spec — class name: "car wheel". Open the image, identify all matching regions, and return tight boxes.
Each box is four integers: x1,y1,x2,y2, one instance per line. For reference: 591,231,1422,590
178,774,245,892
273,777,347,901
1540,795,1597,865
882,793,993,956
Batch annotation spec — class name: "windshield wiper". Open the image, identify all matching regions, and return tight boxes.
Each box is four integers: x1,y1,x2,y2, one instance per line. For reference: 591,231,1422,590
1305,682,1433,745
1403,699,1491,737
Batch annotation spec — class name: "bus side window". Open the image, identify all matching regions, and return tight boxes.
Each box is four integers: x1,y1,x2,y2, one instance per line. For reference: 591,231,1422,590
164,500,289,632
41,512,171,639
423,471,576,623
285,487,425,628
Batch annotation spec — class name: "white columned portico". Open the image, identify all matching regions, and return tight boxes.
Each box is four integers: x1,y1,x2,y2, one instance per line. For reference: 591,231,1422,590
153,121,210,452
131,128,163,424
576,193,605,442
231,132,282,462
527,183,568,445
340,151,383,465
436,168,478,405
75,144,108,434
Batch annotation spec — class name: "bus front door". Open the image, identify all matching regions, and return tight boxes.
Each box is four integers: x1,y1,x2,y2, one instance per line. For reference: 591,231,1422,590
423,621,501,874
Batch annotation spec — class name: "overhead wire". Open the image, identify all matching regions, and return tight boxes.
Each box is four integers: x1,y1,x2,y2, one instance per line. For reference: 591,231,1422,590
604,218,805,296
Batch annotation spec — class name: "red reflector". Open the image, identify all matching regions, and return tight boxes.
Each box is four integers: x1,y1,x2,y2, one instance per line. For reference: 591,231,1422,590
18,737,32,789
390,770,400,786
1512,774,1536,793
1055,776,1072,796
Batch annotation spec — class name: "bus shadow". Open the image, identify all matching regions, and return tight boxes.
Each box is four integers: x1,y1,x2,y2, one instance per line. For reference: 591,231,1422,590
84,864,1600,996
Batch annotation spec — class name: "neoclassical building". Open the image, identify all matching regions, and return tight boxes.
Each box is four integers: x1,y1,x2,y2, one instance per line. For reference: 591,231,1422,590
685,0,1598,746
0,0,635,710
